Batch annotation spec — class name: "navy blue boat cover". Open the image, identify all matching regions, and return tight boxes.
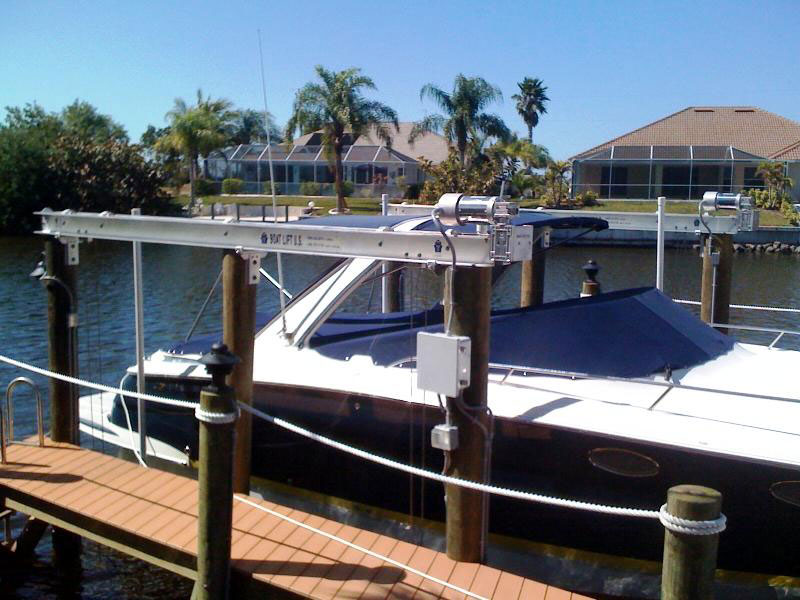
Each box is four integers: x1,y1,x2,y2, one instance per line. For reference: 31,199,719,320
308,288,733,378
291,212,608,232
170,289,732,378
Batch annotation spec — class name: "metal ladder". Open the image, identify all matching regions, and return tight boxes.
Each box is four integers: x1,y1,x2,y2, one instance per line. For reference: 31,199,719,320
1,377,45,543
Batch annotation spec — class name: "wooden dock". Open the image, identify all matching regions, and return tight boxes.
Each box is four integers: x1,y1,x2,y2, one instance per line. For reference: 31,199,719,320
0,440,592,599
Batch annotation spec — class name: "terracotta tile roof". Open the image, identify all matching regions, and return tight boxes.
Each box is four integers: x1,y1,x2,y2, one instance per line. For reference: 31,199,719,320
292,123,450,164
572,107,800,161
353,122,450,164
773,140,800,160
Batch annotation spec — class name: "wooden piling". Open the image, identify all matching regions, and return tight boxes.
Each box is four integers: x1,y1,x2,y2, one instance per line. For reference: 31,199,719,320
519,241,546,308
222,249,256,494
580,260,601,297
44,239,82,567
442,266,492,563
44,239,78,444
382,261,402,312
195,344,239,600
700,234,733,334
661,485,723,600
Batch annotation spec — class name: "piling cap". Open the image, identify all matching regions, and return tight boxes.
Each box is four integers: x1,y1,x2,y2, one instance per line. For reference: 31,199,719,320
582,260,600,282
200,343,240,386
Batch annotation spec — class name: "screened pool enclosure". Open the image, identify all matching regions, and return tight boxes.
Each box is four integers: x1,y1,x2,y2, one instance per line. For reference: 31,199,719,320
572,145,768,200
203,143,423,196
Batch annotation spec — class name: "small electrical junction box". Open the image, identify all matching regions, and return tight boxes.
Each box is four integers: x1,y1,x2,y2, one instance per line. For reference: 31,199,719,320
416,331,471,399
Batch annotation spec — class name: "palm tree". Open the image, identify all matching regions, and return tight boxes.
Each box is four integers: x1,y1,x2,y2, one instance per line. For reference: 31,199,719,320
231,109,281,144
511,77,549,144
544,161,571,208
756,161,793,209
486,137,551,193
410,74,510,167
286,66,398,214
156,90,234,203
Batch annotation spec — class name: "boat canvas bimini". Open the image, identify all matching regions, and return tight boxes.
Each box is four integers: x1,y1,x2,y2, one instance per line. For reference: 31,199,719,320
76,208,800,581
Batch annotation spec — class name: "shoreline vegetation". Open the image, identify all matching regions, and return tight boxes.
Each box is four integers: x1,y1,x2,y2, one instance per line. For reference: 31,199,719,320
3,72,796,234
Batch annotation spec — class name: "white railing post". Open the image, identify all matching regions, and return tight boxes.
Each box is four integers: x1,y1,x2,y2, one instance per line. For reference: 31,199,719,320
132,208,147,465
656,196,666,291
381,193,391,313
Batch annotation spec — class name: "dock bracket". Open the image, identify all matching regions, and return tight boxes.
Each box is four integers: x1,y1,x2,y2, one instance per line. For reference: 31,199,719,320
236,249,263,285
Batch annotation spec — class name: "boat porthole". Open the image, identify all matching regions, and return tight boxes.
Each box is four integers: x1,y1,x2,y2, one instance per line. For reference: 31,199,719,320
770,481,800,507
588,447,660,478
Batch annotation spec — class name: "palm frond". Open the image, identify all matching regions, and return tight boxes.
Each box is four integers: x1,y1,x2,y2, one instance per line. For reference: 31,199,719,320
420,84,453,114
409,114,446,143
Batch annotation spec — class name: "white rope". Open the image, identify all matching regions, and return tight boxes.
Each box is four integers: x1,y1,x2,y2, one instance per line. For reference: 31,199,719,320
675,299,800,314
195,406,238,424
0,354,198,410
238,403,660,519
659,504,726,536
0,352,661,520
233,495,488,600
118,385,148,468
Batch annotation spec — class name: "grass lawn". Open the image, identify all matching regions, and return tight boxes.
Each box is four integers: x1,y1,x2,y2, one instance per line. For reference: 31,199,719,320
176,194,794,227
519,198,793,227
177,194,385,215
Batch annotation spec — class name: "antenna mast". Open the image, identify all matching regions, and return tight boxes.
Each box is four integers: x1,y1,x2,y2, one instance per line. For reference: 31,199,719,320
257,29,288,334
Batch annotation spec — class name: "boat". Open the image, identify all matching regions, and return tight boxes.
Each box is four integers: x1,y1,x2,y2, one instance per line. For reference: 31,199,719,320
78,210,800,582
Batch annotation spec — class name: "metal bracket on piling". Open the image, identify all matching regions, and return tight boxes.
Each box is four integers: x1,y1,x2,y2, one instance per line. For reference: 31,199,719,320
60,236,80,265
237,250,263,285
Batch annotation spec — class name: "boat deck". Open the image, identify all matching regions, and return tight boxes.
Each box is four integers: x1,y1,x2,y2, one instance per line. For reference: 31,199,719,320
0,440,591,599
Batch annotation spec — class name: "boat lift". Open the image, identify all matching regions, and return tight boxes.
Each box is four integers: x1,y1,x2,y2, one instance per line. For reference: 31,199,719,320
37,196,532,269
36,194,531,459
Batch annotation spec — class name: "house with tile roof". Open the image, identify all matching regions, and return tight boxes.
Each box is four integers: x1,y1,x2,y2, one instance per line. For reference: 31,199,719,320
204,123,448,196
570,107,800,202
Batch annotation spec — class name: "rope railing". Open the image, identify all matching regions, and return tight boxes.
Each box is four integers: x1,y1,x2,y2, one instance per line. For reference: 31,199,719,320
674,299,800,315
0,352,658,519
236,403,660,520
0,354,198,410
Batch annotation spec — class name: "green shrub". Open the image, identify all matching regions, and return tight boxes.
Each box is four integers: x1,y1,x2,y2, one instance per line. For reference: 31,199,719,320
780,198,800,226
222,178,243,194
341,181,354,196
404,183,421,200
744,187,785,211
576,190,599,207
195,178,218,196
299,181,321,196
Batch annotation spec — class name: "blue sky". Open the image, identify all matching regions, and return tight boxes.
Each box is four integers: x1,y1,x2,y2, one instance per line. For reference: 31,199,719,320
2,1,799,159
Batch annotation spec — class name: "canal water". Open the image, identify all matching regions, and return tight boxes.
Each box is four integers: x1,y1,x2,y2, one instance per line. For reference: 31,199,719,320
0,235,798,598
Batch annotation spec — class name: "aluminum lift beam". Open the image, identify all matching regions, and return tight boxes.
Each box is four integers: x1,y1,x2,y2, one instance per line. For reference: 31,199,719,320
536,209,754,235
36,209,533,267
387,204,756,235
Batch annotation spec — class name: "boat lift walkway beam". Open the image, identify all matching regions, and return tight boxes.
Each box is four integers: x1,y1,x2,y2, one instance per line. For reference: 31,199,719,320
36,209,533,267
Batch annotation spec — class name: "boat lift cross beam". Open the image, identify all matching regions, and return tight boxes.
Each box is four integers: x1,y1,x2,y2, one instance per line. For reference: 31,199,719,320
36,199,533,268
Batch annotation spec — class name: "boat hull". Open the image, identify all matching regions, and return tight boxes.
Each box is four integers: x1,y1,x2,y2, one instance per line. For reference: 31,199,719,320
109,376,800,578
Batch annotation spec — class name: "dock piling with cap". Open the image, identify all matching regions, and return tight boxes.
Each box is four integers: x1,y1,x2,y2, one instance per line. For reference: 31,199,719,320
661,485,724,600
580,260,601,297
194,343,240,600
43,238,82,563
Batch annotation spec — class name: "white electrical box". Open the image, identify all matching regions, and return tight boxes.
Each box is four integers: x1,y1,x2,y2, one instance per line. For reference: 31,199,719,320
416,332,471,397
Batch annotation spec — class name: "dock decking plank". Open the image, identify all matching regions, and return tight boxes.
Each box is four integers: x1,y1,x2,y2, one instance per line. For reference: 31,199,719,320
0,441,589,600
